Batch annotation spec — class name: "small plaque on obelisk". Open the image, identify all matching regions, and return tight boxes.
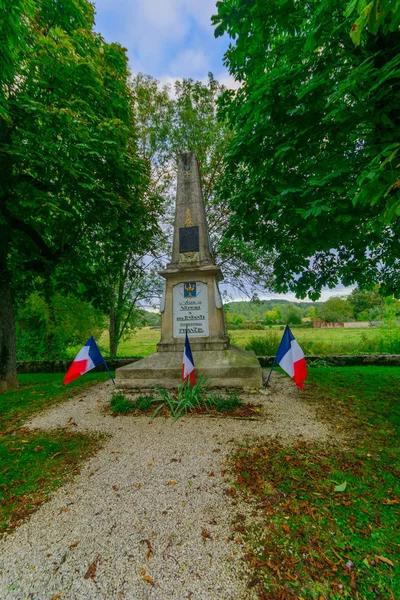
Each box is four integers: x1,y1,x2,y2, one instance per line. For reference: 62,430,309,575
179,226,199,253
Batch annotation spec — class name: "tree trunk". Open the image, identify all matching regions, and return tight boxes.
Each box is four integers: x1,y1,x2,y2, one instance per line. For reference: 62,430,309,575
109,294,119,357
0,227,18,393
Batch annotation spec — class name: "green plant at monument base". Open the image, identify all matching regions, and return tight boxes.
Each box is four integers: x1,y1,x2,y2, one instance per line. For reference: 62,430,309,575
207,391,243,413
110,392,136,415
152,375,213,423
226,367,400,599
110,377,245,421
0,373,109,534
109,391,156,415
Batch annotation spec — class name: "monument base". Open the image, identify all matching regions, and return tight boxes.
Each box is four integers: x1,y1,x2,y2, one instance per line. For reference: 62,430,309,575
115,346,263,390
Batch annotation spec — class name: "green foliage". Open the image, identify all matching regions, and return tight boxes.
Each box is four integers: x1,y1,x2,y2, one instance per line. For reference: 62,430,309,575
208,391,243,412
110,392,136,415
279,303,302,325
317,296,354,322
246,325,400,355
227,366,400,598
1,0,157,390
213,0,400,297
131,73,275,295
110,377,245,422
245,333,282,356
152,376,212,423
135,393,154,411
15,293,105,360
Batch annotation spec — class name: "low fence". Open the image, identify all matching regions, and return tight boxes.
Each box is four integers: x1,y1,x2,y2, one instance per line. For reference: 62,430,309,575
16,353,400,374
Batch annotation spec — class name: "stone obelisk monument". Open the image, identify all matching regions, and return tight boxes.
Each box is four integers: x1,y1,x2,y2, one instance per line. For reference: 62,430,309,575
116,152,262,389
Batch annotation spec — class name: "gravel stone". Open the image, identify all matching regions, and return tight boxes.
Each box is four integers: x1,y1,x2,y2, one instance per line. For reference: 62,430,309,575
0,373,331,599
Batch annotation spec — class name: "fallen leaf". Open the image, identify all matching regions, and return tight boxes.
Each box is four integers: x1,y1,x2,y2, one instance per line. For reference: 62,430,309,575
50,594,62,600
376,555,394,567
84,556,99,581
334,481,347,492
143,575,154,585
201,528,213,542
59,507,69,513
112,485,119,491
148,462,152,466
69,541,79,550
167,481,177,486
141,539,154,561
133,483,141,489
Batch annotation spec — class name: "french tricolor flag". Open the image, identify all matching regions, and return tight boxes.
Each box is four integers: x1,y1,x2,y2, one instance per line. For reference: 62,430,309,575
64,336,112,385
276,326,307,389
182,331,196,387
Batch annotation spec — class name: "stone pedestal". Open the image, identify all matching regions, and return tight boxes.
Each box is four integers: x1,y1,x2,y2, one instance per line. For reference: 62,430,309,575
116,152,262,390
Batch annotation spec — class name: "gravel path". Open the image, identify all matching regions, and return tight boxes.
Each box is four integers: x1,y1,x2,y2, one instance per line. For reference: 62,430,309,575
0,374,331,600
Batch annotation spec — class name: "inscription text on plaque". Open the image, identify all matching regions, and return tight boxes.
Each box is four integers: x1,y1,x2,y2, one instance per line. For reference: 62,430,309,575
173,281,209,338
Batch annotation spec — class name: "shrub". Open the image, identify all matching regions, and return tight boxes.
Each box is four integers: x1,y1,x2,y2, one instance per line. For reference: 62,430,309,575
110,392,135,415
209,391,243,412
245,333,281,355
136,394,154,411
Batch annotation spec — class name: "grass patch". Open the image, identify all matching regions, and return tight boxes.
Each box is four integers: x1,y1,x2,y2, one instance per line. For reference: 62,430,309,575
0,372,110,534
244,326,400,356
79,326,400,358
227,367,400,599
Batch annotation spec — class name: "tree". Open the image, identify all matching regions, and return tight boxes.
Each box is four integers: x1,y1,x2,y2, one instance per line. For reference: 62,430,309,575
280,304,302,325
347,286,385,320
212,0,400,299
107,254,164,356
131,73,275,297
0,0,155,392
317,297,354,322
264,309,281,325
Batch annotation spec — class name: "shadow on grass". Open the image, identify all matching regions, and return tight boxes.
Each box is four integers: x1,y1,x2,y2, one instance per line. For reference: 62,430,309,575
0,372,112,535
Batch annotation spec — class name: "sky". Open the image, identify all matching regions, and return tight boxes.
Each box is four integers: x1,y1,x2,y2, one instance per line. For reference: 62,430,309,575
93,0,236,88
92,0,353,303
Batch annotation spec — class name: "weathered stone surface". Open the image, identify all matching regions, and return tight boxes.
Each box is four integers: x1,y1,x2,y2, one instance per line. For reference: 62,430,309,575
116,346,262,389
116,151,259,388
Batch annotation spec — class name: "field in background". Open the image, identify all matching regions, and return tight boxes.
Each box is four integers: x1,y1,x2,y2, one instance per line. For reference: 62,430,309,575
94,325,400,358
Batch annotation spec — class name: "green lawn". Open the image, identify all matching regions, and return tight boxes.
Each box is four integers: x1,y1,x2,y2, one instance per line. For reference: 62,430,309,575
0,372,110,534
91,325,400,358
228,367,400,599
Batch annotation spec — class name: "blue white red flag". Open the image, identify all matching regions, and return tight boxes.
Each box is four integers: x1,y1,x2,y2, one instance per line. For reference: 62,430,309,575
276,326,307,389
182,331,196,387
64,336,113,385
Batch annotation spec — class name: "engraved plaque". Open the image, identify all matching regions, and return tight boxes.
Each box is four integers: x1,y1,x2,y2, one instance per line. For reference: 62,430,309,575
173,282,209,338
179,226,199,253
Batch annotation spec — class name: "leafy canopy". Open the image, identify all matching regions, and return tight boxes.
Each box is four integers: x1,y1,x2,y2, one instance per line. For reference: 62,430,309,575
213,0,400,299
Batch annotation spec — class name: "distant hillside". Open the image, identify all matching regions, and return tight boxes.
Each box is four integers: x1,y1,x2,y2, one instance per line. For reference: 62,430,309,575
224,299,322,322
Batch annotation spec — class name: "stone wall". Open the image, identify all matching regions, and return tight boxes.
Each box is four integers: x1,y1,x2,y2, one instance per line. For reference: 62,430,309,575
257,354,400,367
16,354,400,374
16,358,139,374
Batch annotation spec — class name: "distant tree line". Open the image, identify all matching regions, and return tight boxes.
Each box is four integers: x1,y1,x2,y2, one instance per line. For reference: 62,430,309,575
225,287,400,328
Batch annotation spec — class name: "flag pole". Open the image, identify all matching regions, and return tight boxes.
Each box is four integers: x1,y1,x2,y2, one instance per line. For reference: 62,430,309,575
91,335,115,385
264,358,276,388
103,360,115,386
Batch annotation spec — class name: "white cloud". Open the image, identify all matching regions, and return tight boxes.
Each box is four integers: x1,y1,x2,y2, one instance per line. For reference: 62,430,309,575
94,0,225,78
215,72,241,90
168,48,209,77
